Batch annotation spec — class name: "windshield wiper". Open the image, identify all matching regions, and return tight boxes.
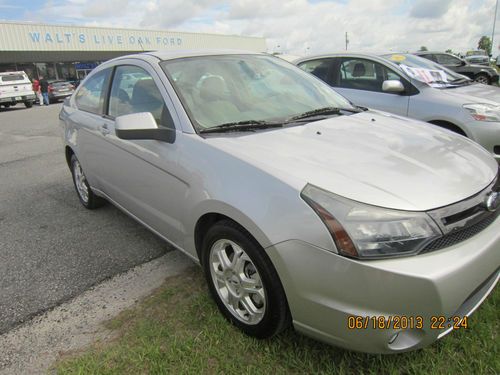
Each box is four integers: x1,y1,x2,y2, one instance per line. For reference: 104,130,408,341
287,107,342,121
199,120,283,134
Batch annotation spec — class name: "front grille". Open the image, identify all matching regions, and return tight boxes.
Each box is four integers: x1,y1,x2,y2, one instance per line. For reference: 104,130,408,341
422,213,497,253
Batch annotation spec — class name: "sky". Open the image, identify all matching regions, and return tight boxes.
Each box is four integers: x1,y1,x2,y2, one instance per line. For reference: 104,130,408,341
0,0,498,56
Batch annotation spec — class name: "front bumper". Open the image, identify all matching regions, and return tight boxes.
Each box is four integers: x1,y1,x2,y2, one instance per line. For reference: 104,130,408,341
464,120,500,163
266,215,500,353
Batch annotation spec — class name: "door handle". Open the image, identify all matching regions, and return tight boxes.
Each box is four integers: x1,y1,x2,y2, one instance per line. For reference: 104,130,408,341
100,123,110,136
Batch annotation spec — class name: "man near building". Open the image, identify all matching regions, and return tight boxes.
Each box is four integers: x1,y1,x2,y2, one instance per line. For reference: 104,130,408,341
32,78,43,105
39,76,49,106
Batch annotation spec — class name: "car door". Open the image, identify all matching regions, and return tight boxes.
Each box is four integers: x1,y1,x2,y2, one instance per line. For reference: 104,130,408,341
433,53,473,79
330,57,410,116
91,61,187,246
70,67,113,190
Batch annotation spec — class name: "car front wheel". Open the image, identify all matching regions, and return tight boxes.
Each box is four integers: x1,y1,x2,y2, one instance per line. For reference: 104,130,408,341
70,154,105,209
202,220,290,339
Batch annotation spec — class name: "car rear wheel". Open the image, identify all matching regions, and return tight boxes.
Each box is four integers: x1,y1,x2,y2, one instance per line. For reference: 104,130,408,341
202,220,290,339
24,101,33,108
70,154,105,209
474,73,490,85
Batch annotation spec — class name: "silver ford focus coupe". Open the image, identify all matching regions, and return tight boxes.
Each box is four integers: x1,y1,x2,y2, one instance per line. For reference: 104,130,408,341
60,50,500,354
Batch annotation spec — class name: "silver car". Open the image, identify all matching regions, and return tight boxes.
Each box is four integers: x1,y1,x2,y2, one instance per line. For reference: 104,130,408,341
60,50,500,354
295,53,500,163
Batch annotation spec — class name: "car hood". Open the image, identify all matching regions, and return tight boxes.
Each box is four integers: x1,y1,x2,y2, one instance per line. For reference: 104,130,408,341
206,111,497,211
440,83,500,105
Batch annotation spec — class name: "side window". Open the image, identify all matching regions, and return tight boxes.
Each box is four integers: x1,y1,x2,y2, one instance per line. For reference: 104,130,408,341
298,59,333,84
74,69,111,114
420,54,438,63
338,58,402,92
434,54,462,66
108,65,174,129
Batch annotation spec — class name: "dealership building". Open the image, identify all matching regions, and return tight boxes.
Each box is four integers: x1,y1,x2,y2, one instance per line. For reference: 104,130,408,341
0,21,267,81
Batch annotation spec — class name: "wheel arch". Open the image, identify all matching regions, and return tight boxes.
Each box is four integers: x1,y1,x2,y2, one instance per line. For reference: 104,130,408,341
191,202,274,264
65,145,75,168
428,120,468,137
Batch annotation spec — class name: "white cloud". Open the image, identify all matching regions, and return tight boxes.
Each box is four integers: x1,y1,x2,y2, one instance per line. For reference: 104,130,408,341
410,0,452,19
13,0,500,55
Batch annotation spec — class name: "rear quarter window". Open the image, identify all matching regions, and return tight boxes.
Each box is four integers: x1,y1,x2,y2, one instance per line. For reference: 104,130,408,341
1,75,26,82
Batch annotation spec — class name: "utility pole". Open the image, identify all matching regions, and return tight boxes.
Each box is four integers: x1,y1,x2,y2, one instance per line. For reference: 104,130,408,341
345,32,349,50
492,0,499,57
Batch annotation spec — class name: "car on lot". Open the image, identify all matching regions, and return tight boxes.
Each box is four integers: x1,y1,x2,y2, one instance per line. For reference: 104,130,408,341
60,50,500,354
48,80,75,103
0,71,36,108
464,50,490,66
414,51,498,85
295,52,500,163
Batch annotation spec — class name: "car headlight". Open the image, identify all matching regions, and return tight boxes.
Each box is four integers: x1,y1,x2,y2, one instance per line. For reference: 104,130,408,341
301,184,442,259
463,103,500,122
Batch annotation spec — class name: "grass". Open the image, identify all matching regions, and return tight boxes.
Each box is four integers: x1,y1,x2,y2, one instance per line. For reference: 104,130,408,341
55,267,499,375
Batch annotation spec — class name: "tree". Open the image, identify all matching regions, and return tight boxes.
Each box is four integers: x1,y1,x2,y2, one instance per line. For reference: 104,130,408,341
477,36,492,56
445,49,453,54
419,46,428,51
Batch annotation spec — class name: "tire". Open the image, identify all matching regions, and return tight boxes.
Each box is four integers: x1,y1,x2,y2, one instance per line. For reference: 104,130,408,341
24,101,33,108
70,154,105,209
474,73,490,85
202,220,290,339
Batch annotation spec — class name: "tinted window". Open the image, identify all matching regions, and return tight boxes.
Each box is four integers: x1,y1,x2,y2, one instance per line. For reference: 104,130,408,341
434,54,462,66
1,75,25,82
75,69,111,114
298,59,333,83
109,65,174,129
338,58,401,92
419,54,437,62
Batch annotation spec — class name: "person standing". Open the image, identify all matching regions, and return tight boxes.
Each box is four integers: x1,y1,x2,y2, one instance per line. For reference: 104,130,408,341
39,76,50,106
32,78,43,105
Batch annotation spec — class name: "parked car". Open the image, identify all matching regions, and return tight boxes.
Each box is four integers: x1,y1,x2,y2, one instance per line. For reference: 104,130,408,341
295,52,500,162
0,71,36,108
60,51,500,354
48,80,75,103
464,50,490,66
414,51,498,85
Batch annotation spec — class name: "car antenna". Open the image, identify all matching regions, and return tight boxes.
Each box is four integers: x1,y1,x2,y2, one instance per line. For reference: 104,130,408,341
138,39,145,52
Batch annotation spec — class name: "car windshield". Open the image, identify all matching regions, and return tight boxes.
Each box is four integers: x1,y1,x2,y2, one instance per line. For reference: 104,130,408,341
160,54,355,131
381,53,468,87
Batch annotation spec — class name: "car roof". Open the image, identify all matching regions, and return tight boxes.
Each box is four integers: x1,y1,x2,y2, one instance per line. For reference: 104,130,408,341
293,52,396,64
141,49,266,61
0,71,27,76
414,51,454,55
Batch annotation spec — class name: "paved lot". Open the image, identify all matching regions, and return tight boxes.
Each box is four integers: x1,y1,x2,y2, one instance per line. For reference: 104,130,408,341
0,103,172,334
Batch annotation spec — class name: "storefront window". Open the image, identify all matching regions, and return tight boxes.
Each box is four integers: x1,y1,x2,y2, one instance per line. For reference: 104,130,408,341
0,63,18,72
17,63,37,80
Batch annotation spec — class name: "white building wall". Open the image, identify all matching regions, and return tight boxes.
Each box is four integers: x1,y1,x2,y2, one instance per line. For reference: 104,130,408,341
0,21,266,52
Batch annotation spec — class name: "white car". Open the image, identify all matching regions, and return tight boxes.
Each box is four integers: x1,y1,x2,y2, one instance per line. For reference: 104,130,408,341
0,71,36,108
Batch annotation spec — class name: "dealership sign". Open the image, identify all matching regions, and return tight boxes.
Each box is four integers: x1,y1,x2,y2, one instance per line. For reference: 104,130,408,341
28,31,182,48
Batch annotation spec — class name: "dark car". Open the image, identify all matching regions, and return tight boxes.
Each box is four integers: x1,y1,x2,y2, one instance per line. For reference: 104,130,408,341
48,80,75,103
414,51,498,85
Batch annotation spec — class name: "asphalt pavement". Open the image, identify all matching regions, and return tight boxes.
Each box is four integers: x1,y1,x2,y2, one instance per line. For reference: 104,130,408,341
0,103,172,334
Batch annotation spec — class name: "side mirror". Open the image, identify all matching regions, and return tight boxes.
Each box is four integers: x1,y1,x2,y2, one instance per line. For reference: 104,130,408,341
115,112,175,143
382,80,405,93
